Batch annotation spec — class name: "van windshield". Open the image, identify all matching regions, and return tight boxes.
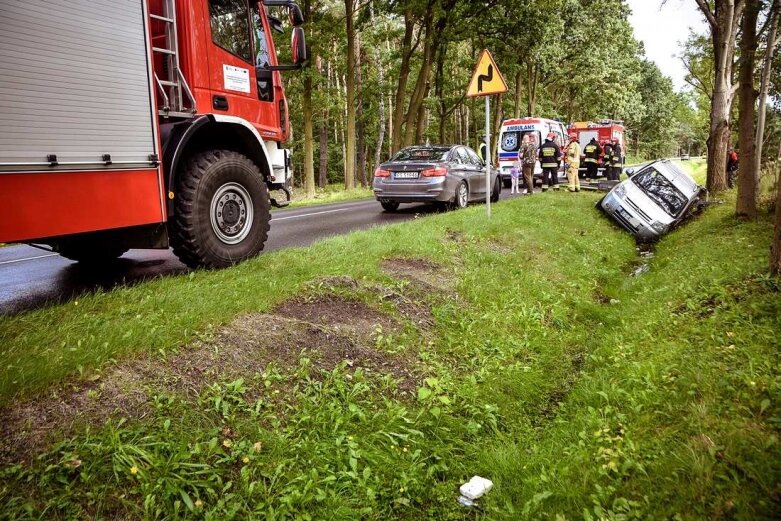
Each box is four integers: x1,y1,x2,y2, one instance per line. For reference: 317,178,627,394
631,167,688,217
501,130,540,152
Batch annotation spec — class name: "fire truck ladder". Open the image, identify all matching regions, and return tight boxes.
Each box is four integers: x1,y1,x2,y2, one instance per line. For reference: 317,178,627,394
150,0,196,118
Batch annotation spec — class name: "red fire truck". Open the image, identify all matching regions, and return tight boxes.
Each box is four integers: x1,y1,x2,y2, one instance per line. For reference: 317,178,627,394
0,0,306,268
567,120,625,177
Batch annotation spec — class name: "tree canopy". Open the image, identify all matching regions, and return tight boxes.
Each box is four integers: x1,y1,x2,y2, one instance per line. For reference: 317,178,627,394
282,0,706,188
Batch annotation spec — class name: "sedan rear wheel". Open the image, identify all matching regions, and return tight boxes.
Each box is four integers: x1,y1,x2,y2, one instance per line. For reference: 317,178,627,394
490,178,501,202
381,201,400,212
454,181,469,209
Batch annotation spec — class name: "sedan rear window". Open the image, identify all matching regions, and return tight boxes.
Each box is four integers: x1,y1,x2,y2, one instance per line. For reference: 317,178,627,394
631,167,688,217
391,147,450,162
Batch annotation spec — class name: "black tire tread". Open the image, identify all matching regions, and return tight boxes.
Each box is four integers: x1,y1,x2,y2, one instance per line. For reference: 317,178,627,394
169,150,270,269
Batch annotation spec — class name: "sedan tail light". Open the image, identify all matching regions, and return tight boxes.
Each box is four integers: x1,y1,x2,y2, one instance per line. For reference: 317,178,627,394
421,166,448,177
374,168,391,178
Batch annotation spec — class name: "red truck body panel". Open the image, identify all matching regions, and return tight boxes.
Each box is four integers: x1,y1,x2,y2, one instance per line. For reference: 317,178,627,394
0,169,166,242
0,0,290,245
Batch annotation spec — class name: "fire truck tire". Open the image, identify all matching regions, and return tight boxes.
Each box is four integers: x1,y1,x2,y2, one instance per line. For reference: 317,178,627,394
56,243,128,264
170,150,271,269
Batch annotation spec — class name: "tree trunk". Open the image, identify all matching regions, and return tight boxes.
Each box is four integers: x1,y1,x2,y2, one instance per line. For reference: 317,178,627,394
699,0,745,194
303,72,316,198
736,0,760,218
772,172,781,275
373,9,387,173
391,9,416,151
344,0,356,190
415,94,428,144
318,122,328,188
436,43,447,143
403,11,436,146
526,60,538,116
514,69,523,118
301,0,315,198
403,2,453,147
355,31,367,188
755,1,780,174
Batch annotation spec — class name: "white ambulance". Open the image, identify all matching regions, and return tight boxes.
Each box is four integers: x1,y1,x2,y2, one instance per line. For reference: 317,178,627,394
498,118,568,188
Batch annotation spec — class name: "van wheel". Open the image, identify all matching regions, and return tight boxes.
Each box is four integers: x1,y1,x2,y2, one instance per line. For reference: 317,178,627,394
170,150,270,269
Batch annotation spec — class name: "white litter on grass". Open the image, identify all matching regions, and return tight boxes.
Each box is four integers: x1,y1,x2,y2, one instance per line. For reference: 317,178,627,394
459,475,493,501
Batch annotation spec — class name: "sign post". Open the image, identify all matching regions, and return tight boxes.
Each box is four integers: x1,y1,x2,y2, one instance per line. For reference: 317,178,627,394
466,49,508,219
485,97,491,217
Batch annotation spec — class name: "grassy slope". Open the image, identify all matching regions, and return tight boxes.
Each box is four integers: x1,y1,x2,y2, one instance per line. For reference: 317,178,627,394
1,162,778,519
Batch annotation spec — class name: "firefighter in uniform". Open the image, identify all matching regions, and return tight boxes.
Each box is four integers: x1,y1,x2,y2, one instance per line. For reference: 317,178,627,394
565,138,581,192
602,140,613,180
610,138,623,181
539,132,562,191
583,138,601,180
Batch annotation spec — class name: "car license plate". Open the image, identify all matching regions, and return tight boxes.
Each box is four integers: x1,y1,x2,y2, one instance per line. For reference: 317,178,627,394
618,208,640,228
394,171,419,179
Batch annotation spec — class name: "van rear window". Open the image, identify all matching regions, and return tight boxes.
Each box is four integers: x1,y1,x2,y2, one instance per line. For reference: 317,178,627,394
391,147,450,162
631,167,688,217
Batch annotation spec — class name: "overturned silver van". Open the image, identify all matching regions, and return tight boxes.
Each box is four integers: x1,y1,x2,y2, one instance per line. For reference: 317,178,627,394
600,160,705,241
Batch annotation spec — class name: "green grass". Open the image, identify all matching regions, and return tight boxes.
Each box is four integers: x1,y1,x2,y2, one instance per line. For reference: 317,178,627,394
675,158,707,184
281,183,373,210
0,185,778,519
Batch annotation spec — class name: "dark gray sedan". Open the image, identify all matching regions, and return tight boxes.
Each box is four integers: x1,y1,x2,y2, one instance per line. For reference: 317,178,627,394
373,145,501,212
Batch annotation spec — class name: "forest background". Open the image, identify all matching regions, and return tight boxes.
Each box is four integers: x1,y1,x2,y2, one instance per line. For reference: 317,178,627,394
276,0,781,196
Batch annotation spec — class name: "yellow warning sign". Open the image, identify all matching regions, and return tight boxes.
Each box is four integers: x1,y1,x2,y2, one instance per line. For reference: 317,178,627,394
466,49,508,97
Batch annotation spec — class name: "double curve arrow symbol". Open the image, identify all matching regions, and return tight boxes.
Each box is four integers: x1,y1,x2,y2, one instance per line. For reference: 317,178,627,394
477,64,493,93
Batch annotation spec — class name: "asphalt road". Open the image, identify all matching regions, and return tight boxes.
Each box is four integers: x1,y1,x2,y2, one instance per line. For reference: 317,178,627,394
1,188,538,316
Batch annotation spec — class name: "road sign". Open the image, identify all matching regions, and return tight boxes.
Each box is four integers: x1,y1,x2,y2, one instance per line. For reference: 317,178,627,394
466,49,508,98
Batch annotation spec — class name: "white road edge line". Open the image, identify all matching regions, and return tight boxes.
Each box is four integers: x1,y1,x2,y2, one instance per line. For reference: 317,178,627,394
273,207,353,221
0,253,59,266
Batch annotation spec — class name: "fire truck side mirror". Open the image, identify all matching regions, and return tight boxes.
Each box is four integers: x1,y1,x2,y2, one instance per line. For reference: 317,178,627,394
288,4,304,26
292,26,307,65
268,15,285,33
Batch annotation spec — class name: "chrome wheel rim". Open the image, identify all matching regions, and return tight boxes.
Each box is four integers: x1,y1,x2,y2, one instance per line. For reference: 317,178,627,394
458,183,468,207
210,182,254,245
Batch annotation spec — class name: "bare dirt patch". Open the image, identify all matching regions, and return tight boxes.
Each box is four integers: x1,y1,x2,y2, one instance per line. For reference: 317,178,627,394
444,228,513,255
0,296,420,466
381,257,455,294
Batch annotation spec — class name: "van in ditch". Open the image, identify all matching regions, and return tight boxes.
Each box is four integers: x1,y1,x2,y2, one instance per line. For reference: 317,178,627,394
600,160,705,241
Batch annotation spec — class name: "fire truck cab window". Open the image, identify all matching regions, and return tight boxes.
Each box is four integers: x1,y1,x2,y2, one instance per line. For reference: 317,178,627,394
251,6,273,102
209,0,252,63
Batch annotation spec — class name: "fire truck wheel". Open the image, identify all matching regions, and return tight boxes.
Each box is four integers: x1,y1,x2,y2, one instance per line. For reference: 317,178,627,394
171,150,271,269
55,242,128,264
